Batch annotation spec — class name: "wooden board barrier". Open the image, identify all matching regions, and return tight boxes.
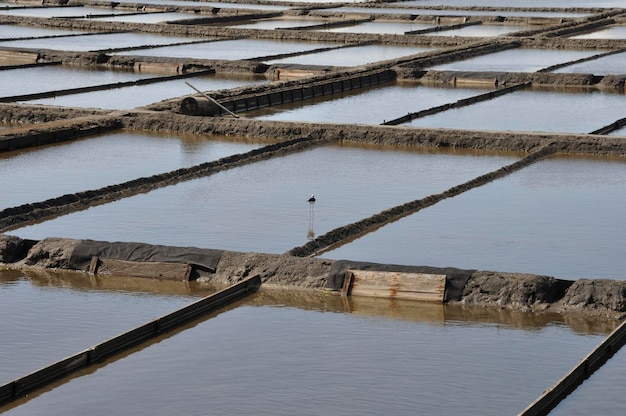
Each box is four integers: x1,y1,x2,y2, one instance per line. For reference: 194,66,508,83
342,270,445,302
89,256,192,281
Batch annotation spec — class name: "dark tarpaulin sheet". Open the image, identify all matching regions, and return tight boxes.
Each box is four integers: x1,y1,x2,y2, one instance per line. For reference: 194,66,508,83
69,239,224,273
326,260,475,302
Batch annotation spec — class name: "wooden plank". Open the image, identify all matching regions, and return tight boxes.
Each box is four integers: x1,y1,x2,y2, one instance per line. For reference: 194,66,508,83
90,256,192,281
342,270,445,302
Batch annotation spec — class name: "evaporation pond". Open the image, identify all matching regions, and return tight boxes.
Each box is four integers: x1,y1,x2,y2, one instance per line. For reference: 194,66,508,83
89,12,212,24
223,17,337,30
407,88,626,134
318,21,435,35
554,51,626,75
22,73,269,110
112,38,341,60
423,24,539,37
0,6,131,18
400,0,624,7
0,269,213,384
332,7,589,18
551,345,626,416
323,156,626,280
268,44,437,67
428,48,603,72
0,24,91,38
0,131,262,210
248,81,494,124
105,0,289,10
10,146,516,253
0,66,154,97
0,295,612,416
0,32,199,51
570,25,626,40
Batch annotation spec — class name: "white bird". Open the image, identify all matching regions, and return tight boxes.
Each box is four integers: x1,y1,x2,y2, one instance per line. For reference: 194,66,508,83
308,194,316,203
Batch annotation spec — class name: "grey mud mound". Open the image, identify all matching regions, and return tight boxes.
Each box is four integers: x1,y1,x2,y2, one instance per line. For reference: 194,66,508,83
2,235,625,319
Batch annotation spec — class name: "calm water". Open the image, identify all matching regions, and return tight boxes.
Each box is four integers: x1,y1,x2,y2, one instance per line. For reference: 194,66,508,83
0,31,198,52
0,66,153,98
224,17,334,30
8,146,515,253
0,131,261,209
407,88,626,134
402,0,624,7
324,156,626,280
570,26,626,40
424,24,538,37
429,48,604,72
22,73,269,109
89,12,208,24
320,20,435,34
112,38,343,61
331,7,590,18
268,44,437,67
0,24,90,39
0,290,612,416
0,269,212,384
555,51,626,75
0,6,129,18
101,0,289,10
551,345,626,415
249,81,493,124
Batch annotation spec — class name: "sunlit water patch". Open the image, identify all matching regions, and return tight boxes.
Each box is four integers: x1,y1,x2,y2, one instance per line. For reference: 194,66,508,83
0,31,200,51
0,131,261,209
22,72,269,110
101,0,289,10
406,88,626,134
113,38,342,60
89,12,208,24
569,25,626,40
0,6,131,18
330,6,590,18
554,51,626,76
267,44,437,67
0,299,609,416
423,24,538,37
0,24,91,39
401,0,623,7
248,81,494,124
9,146,516,253
429,48,604,72
319,20,435,34
323,156,626,280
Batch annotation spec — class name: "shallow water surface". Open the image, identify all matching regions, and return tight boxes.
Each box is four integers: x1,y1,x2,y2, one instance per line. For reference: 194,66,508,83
0,24,91,39
424,24,537,37
22,72,269,109
554,50,626,75
407,87,626,134
0,65,153,98
112,38,342,60
0,6,128,18
319,20,435,34
0,293,611,416
323,156,626,280
0,131,261,209
401,0,623,7
267,44,437,66
249,81,493,124
9,146,515,253
569,25,626,40
429,48,603,72
331,6,589,17
0,269,210,384
0,31,197,51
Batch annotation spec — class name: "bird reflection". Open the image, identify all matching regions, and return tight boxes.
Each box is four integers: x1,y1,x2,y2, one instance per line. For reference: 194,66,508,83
308,194,315,240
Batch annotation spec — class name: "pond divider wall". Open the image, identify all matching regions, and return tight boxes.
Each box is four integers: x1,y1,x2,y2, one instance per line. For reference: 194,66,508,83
0,274,261,407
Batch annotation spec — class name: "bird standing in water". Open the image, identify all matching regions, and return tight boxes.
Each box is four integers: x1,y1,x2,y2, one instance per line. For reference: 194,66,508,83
308,194,316,203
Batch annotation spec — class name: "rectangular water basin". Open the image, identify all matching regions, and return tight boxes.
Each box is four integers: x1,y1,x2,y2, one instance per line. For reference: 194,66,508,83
0,6,132,18
330,6,590,18
424,24,539,37
105,0,289,10
401,0,625,7
0,269,211,384
323,156,626,280
0,31,202,52
318,20,436,34
89,11,210,24
221,16,337,30
569,25,626,40
406,87,626,134
21,72,269,110
551,345,626,416
0,294,612,416
0,24,92,39
0,131,262,210
113,38,344,61
248,81,495,124
8,146,517,253
267,44,438,67
429,47,604,72
0,65,154,98
554,50,626,75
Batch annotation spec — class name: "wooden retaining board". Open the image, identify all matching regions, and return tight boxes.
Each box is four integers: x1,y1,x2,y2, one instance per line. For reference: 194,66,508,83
89,256,192,281
342,270,445,302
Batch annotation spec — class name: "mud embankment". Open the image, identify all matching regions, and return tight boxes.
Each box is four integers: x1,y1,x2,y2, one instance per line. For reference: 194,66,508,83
1,234,625,319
